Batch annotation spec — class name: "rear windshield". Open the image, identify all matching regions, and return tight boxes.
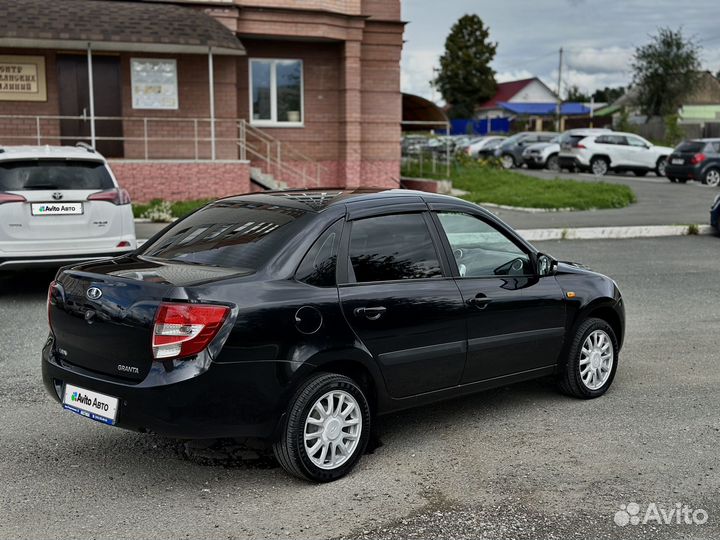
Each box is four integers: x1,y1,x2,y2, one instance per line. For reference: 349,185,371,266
139,200,311,270
675,141,706,153
0,160,114,191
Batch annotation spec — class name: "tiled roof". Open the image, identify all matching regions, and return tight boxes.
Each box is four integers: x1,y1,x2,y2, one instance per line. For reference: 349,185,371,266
0,0,245,54
477,78,537,110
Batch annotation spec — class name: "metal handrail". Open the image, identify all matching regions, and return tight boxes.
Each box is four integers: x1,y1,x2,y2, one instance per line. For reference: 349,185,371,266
0,114,329,187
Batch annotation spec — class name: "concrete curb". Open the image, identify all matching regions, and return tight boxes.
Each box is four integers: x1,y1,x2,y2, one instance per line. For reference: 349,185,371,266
480,202,575,213
517,224,714,242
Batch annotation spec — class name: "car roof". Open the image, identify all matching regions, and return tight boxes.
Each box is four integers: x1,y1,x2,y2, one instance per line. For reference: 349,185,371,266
219,188,483,214
0,145,106,162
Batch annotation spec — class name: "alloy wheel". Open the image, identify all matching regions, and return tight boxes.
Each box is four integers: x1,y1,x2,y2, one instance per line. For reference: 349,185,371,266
303,390,362,470
579,330,614,390
705,169,720,188
501,155,514,169
657,159,667,177
591,159,608,176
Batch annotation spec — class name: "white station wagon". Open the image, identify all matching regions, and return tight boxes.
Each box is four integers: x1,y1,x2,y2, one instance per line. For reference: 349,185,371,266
0,145,136,270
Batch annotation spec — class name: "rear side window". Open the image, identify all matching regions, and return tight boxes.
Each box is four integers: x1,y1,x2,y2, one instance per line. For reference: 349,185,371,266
347,213,443,283
140,200,310,270
296,220,343,287
676,141,707,153
0,160,114,190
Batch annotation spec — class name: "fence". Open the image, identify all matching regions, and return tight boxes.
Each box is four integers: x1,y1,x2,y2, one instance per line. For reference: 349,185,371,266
0,114,326,188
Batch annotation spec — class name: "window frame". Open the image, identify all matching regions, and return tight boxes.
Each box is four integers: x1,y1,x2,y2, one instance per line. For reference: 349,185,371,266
337,211,451,286
248,58,304,128
429,209,537,279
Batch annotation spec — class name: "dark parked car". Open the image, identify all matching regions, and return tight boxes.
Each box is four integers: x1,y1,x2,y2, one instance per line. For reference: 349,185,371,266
666,139,720,186
43,189,625,482
495,131,558,169
711,193,720,233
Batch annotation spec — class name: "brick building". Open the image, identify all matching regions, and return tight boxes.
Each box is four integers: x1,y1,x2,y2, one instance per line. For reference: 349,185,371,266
0,0,404,201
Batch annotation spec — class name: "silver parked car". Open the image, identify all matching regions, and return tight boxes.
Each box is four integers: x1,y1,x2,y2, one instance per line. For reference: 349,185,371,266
0,145,136,270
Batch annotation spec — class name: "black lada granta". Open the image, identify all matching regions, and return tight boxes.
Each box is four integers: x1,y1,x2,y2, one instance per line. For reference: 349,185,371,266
43,189,625,482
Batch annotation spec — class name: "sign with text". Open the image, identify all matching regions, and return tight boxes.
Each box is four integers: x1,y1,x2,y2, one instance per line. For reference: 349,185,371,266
131,58,178,110
0,55,47,101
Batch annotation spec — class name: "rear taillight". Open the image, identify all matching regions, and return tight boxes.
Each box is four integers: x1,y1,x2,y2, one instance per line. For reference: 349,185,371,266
576,143,586,149
88,188,131,205
690,153,706,165
0,192,26,205
152,303,230,360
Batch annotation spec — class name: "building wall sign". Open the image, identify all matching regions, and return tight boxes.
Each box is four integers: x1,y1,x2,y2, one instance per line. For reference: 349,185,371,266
0,55,47,101
131,59,179,110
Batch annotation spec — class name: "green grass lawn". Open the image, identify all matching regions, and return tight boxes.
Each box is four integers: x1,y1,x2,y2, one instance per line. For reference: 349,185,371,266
402,161,636,211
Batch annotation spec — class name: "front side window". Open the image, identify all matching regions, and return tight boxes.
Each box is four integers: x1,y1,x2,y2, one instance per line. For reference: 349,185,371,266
347,214,443,283
627,136,649,148
296,220,343,287
250,59,303,126
437,212,532,277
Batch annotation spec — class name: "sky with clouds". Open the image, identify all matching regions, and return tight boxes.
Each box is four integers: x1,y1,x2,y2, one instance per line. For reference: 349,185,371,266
401,0,720,103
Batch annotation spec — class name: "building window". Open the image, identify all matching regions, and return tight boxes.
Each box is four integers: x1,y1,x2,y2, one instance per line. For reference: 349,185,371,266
250,59,303,126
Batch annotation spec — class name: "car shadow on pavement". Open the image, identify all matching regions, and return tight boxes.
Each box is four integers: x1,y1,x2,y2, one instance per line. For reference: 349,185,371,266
0,268,56,298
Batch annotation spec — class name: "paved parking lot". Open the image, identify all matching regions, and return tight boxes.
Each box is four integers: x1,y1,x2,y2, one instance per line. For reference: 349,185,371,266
1,235,718,540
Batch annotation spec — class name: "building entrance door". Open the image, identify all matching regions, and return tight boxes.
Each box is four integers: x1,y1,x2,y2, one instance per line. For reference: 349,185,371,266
57,54,124,157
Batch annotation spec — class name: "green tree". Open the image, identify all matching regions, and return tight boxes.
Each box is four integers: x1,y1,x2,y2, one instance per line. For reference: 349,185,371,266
632,27,702,117
592,86,625,103
433,14,497,119
566,85,590,102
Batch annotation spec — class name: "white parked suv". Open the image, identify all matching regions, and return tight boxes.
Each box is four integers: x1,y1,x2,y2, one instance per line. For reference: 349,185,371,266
524,128,613,171
559,131,672,176
0,145,136,270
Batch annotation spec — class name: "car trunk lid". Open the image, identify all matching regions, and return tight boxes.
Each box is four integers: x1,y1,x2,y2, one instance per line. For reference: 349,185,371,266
49,256,248,382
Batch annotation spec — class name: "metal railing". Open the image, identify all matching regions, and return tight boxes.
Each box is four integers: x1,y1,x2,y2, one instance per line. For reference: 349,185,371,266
0,114,327,188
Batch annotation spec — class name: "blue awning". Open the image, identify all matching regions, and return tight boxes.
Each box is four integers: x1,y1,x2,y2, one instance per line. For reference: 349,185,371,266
497,102,591,116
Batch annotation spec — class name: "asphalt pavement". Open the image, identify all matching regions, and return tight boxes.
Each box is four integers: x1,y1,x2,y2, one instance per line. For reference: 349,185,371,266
1,235,718,539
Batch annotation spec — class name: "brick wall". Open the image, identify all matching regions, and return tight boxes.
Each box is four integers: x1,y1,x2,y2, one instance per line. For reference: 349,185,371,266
109,160,250,202
0,49,61,145
120,53,239,160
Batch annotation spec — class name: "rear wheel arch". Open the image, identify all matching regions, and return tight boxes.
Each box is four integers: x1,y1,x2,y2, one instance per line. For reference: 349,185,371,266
310,358,379,414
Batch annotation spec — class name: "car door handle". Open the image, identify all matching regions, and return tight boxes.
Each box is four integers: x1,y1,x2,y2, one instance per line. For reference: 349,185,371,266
467,294,492,310
354,306,387,321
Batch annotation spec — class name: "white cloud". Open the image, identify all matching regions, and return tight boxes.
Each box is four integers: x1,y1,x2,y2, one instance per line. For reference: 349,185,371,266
496,69,534,83
401,49,440,101
565,46,633,74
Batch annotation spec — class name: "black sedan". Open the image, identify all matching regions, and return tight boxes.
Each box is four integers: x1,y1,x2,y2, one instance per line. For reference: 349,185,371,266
666,139,720,186
43,189,625,482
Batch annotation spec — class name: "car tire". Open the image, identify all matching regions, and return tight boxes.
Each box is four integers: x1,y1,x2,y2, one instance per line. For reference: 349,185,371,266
702,167,720,188
546,154,560,172
273,372,371,482
557,318,619,399
655,157,667,177
500,154,516,169
590,157,609,176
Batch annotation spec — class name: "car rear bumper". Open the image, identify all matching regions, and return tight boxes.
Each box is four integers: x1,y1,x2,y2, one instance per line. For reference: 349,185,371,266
42,338,289,439
665,164,701,180
0,249,134,269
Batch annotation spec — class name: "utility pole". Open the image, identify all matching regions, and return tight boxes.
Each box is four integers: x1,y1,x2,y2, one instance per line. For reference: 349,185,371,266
555,47,563,131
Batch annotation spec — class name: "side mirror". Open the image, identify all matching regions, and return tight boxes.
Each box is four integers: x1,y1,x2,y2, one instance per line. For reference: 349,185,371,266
537,253,557,277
